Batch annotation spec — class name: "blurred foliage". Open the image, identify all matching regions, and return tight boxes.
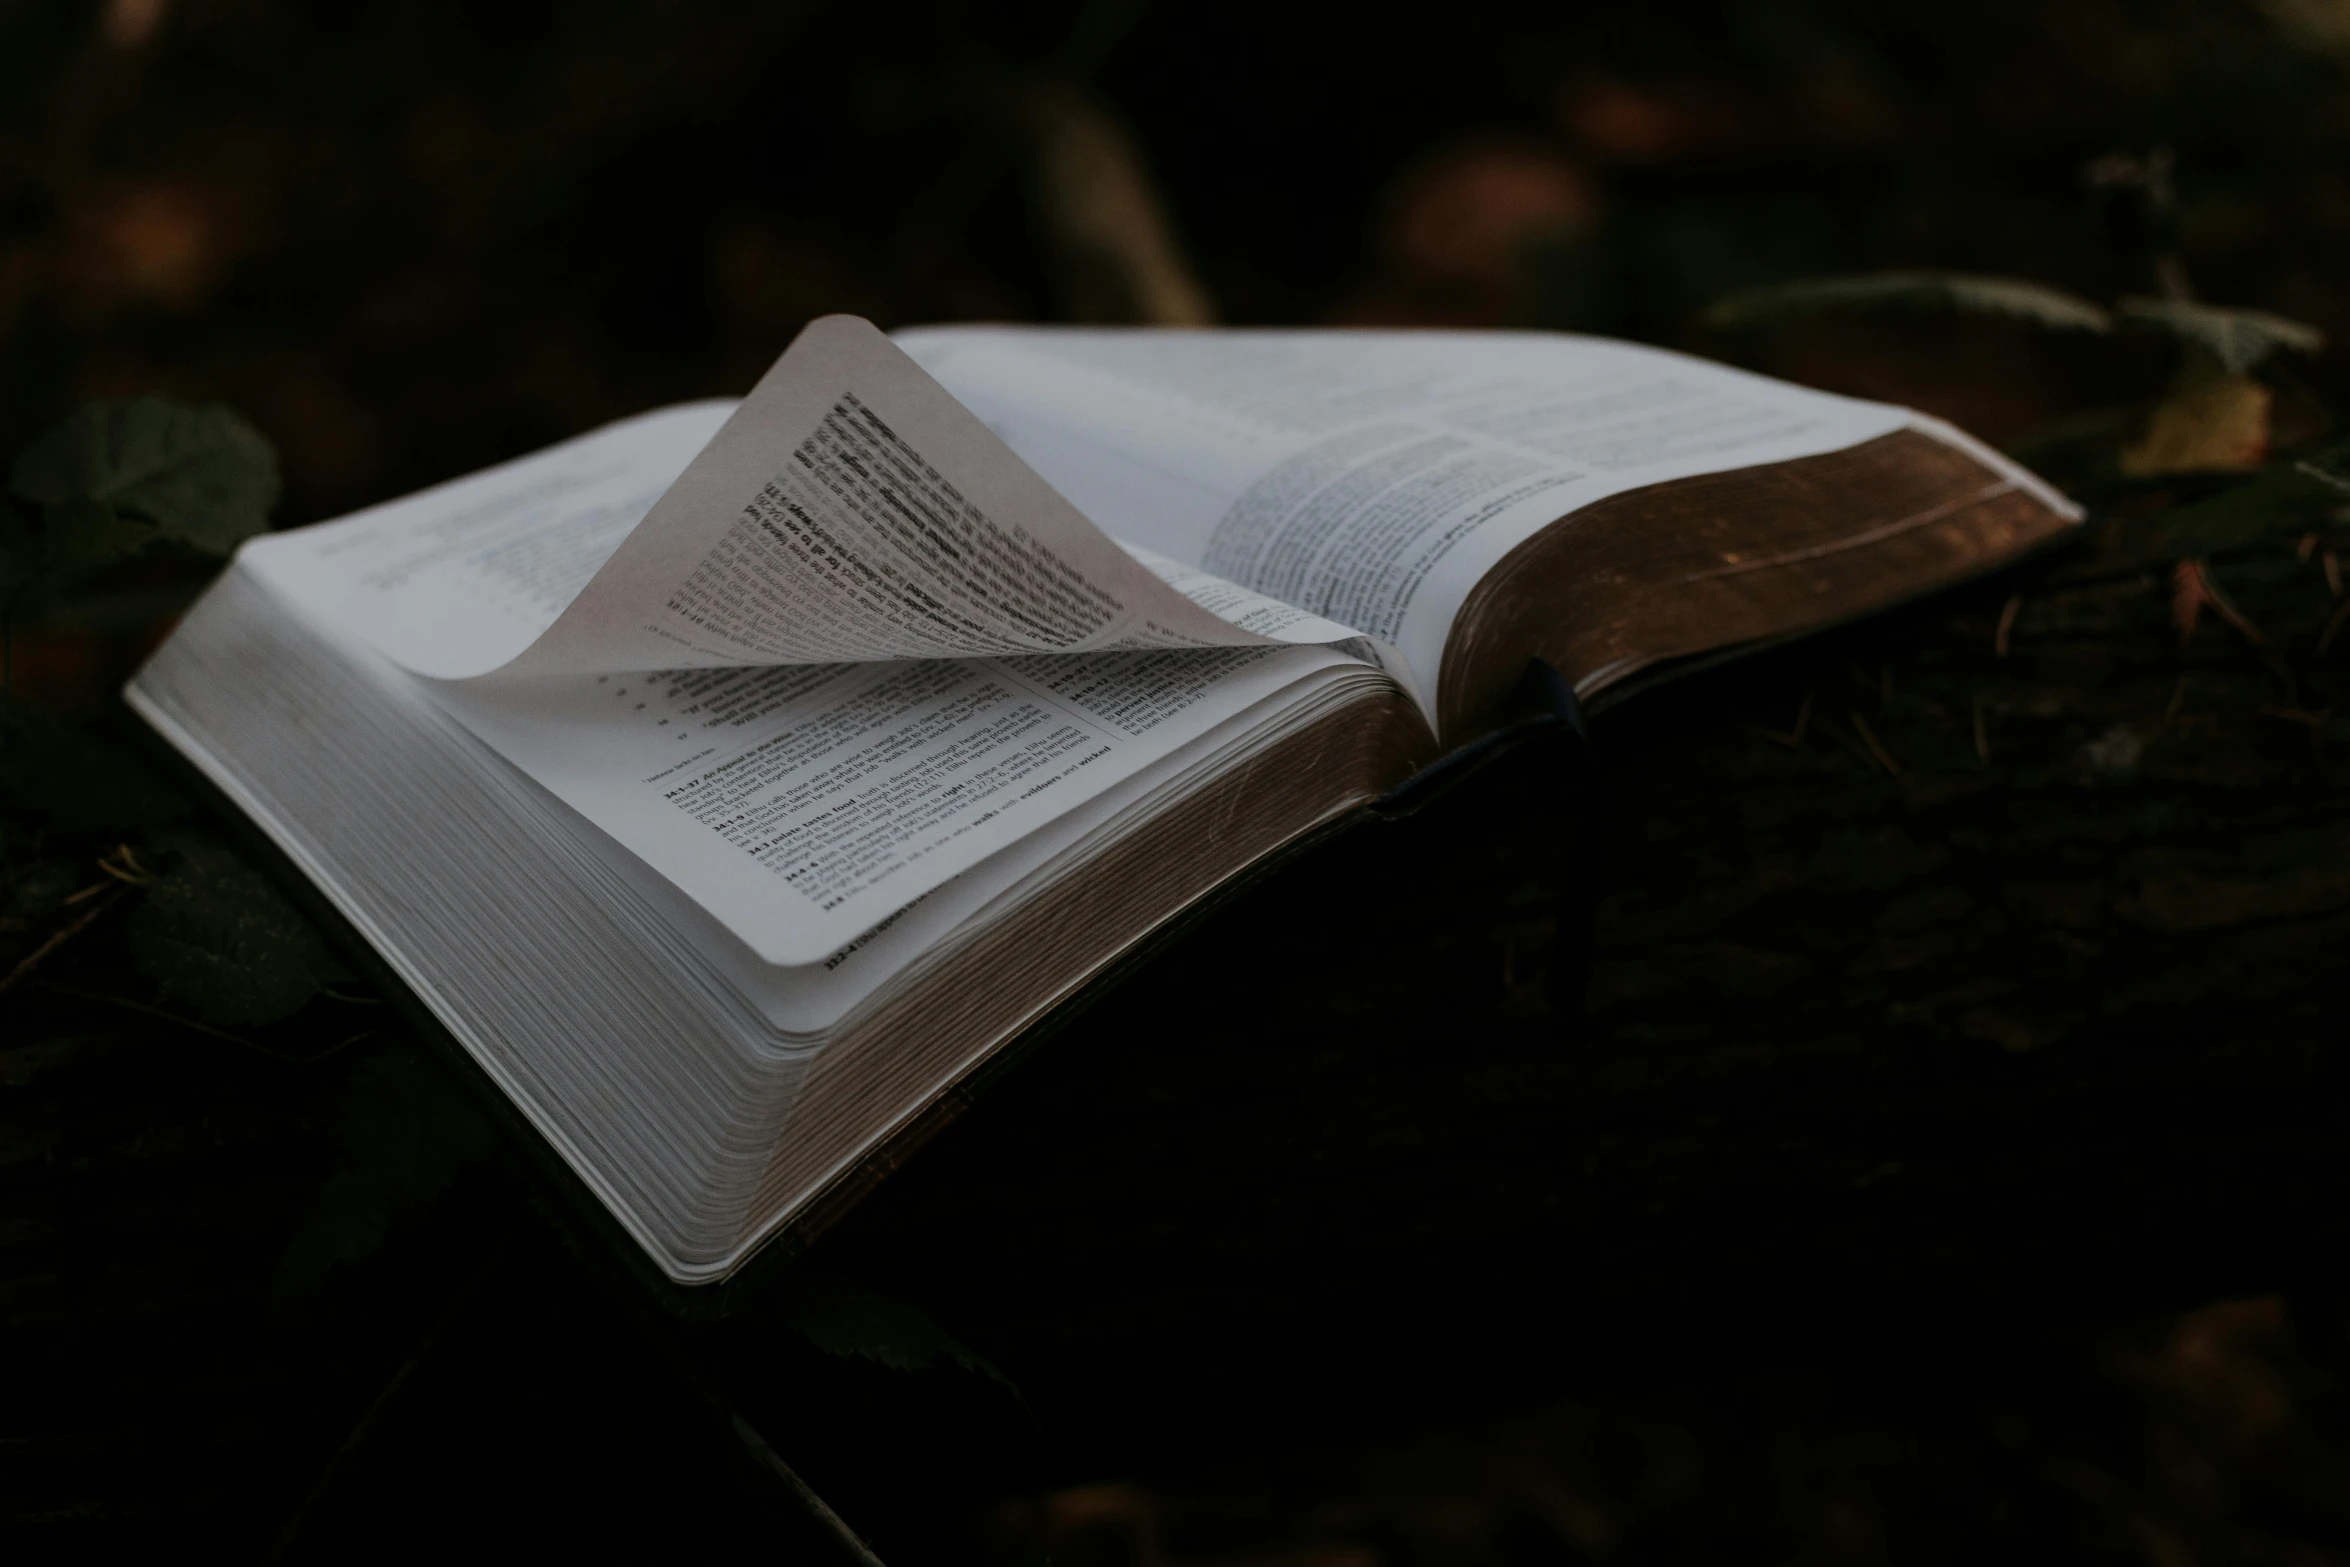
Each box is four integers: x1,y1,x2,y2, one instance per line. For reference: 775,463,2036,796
0,687,184,831
2,395,276,659
125,827,348,1026
2118,295,2329,374
972,1294,2350,1566
4,0,2350,529
1704,271,2117,333
272,1044,493,1305
10,395,277,552
2150,438,2350,554
1700,263,2327,482
1703,274,2330,381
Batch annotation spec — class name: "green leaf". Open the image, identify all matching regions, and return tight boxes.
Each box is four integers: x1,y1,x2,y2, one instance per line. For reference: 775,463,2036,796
37,495,166,582
2117,298,2326,374
0,496,41,596
273,1044,495,1304
1703,270,2114,333
2145,440,2350,556
768,1270,1013,1388
126,828,347,1025
0,698,188,834
10,396,280,561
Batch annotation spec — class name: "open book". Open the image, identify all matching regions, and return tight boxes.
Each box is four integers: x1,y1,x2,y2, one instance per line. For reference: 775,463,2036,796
129,317,2077,1284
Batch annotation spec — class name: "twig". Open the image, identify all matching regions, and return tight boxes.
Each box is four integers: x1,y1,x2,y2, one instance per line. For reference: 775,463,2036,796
2135,675,2190,748
1850,712,1903,777
1995,595,2023,658
97,843,155,885
2172,561,2206,643
610,1272,890,1564
726,1414,891,1567
2173,559,2269,647
1028,88,1217,325
286,1030,378,1067
37,982,370,1065
2327,550,2344,600
2322,597,2350,658
0,891,122,995
2206,579,2270,645
1749,692,1812,748
263,1258,494,1567
44,983,262,1048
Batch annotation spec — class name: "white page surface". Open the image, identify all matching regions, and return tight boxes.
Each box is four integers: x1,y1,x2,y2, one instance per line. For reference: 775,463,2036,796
429,644,1350,965
896,327,1928,701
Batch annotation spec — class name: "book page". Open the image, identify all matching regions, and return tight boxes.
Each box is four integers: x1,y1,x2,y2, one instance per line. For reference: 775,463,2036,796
896,327,1943,712
531,649,1374,1033
425,643,1356,966
235,364,1382,965
255,316,1364,686
247,404,722,669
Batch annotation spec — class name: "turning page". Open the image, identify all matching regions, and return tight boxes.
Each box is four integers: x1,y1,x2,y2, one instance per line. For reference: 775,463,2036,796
255,316,1365,685
238,319,1390,966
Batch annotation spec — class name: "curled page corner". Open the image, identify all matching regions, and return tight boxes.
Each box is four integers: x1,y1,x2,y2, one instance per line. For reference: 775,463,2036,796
222,315,1402,967
459,314,1381,690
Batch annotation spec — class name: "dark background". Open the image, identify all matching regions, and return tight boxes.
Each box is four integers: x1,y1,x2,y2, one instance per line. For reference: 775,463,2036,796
9,0,2350,534
8,2,2350,1563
